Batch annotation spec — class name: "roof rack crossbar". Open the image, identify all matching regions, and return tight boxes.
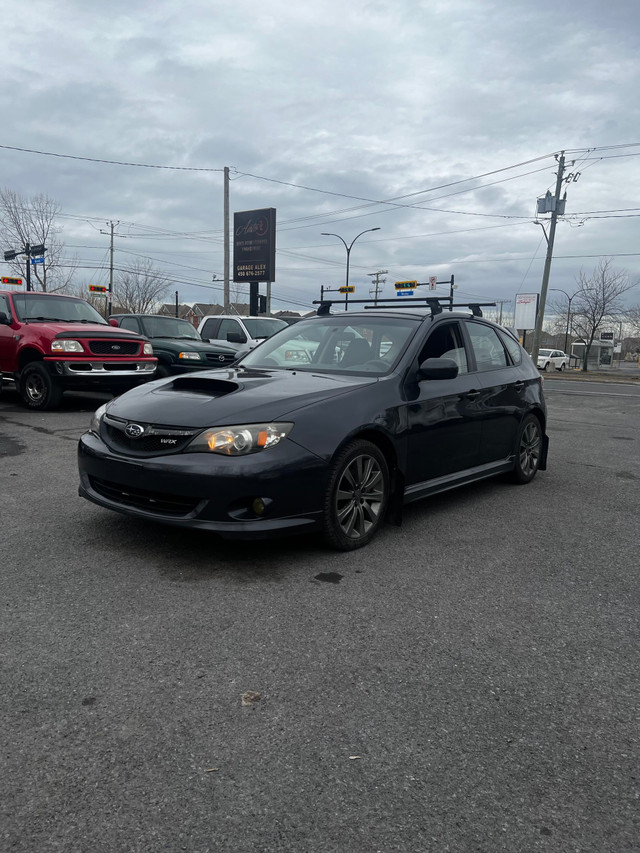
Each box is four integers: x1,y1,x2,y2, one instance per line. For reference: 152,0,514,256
313,297,496,319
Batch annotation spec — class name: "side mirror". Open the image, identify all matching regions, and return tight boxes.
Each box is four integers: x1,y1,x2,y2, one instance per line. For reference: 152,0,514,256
417,357,459,381
0,311,11,325
227,332,247,344
108,318,119,327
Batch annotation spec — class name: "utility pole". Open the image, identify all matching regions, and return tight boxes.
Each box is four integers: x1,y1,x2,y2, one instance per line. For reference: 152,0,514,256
100,221,119,316
224,166,230,311
367,269,388,304
531,152,567,364
495,299,509,325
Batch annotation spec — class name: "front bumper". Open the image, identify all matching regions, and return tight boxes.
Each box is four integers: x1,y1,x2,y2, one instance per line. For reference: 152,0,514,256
46,357,157,378
77,431,327,539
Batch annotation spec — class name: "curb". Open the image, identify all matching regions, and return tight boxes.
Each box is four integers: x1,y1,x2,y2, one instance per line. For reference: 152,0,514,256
541,369,640,384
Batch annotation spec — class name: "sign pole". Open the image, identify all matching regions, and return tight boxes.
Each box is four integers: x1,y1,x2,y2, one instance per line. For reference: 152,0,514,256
25,243,31,292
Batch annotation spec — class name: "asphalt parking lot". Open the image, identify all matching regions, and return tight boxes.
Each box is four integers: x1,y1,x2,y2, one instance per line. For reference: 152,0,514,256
1,380,638,853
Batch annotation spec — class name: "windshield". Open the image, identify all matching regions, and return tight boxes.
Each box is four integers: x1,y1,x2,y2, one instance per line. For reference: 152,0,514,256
538,349,552,356
239,315,421,374
243,317,287,339
140,316,201,339
13,293,107,324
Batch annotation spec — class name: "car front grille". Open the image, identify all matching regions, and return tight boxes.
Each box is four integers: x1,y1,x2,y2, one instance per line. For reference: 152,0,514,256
103,416,198,456
89,476,200,515
205,352,235,365
89,340,140,355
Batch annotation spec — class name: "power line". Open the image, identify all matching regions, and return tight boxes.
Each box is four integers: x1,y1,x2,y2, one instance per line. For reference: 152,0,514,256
0,144,224,172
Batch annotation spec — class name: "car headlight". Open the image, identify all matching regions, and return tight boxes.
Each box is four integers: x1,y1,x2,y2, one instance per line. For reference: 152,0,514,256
178,351,202,360
186,422,293,456
89,403,108,434
52,340,84,353
143,343,154,355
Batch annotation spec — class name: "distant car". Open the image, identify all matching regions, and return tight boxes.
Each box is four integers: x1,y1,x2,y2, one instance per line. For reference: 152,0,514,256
197,315,288,352
109,314,238,377
79,302,548,551
537,349,569,371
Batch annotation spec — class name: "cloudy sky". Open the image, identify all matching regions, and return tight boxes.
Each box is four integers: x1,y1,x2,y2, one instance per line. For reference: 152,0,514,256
2,0,640,320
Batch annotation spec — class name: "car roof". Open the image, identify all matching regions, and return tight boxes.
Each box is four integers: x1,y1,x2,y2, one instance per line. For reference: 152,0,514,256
111,313,190,319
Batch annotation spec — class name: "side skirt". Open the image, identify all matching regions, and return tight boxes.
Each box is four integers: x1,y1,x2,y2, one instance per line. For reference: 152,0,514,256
402,459,514,505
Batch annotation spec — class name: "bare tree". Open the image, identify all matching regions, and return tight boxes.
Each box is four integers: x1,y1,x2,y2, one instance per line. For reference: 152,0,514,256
0,188,76,292
626,305,640,336
570,259,635,371
114,259,170,313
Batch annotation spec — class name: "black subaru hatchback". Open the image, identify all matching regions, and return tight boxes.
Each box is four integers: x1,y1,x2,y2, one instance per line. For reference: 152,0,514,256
78,300,548,551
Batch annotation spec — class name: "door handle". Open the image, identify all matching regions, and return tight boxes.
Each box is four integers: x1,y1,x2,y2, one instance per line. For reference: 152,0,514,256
514,381,524,390
463,389,481,399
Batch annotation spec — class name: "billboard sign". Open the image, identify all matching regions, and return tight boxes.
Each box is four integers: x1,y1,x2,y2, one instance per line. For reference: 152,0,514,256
514,293,539,331
233,208,276,283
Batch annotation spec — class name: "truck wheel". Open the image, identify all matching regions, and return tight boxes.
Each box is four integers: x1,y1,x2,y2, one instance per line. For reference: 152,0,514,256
19,363,63,410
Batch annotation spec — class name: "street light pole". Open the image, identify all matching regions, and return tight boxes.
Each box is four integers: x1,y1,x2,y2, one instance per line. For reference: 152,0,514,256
321,227,380,311
550,287,584,355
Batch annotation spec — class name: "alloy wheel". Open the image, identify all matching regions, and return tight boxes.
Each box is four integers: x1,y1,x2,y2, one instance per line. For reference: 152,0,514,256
519,420,541,478
334,453,385,540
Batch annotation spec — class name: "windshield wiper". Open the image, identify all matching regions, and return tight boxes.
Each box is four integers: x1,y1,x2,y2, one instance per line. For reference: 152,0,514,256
22,316,67,322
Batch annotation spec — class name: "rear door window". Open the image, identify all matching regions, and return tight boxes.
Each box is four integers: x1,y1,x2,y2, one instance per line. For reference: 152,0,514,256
466,322,509,371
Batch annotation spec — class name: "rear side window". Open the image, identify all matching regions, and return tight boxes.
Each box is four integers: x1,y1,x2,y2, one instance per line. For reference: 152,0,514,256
467,322,509,371
497,329,522,365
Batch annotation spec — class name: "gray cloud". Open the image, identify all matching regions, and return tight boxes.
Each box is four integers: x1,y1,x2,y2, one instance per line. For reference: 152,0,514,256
1,0,639,316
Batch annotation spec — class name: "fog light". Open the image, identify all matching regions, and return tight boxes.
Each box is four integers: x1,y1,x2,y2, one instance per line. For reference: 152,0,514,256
252,497,266,516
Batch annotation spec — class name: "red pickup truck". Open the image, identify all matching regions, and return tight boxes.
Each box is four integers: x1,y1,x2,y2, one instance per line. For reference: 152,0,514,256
0,289,157,410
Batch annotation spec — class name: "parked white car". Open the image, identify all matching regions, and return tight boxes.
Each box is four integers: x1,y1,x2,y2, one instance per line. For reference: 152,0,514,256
537,348,569,371
197,315,287,352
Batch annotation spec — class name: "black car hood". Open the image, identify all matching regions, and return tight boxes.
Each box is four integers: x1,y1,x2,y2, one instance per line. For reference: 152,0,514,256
106,367,377,427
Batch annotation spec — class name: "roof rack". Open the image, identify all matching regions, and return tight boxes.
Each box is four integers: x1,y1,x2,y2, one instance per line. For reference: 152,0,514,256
313,296,496,318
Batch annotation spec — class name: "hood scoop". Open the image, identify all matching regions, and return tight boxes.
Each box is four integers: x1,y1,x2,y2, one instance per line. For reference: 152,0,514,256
169,375,239,396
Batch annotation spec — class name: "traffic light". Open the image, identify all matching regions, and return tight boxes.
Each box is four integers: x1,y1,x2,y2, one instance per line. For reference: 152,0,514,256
1,276,23,286
88,285,107,293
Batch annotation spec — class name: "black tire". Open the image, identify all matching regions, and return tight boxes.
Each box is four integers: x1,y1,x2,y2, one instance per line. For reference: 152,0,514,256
19,362,63,411
322,439,390,551
558,362,565,372
542,361,550,372
511,414,542,484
